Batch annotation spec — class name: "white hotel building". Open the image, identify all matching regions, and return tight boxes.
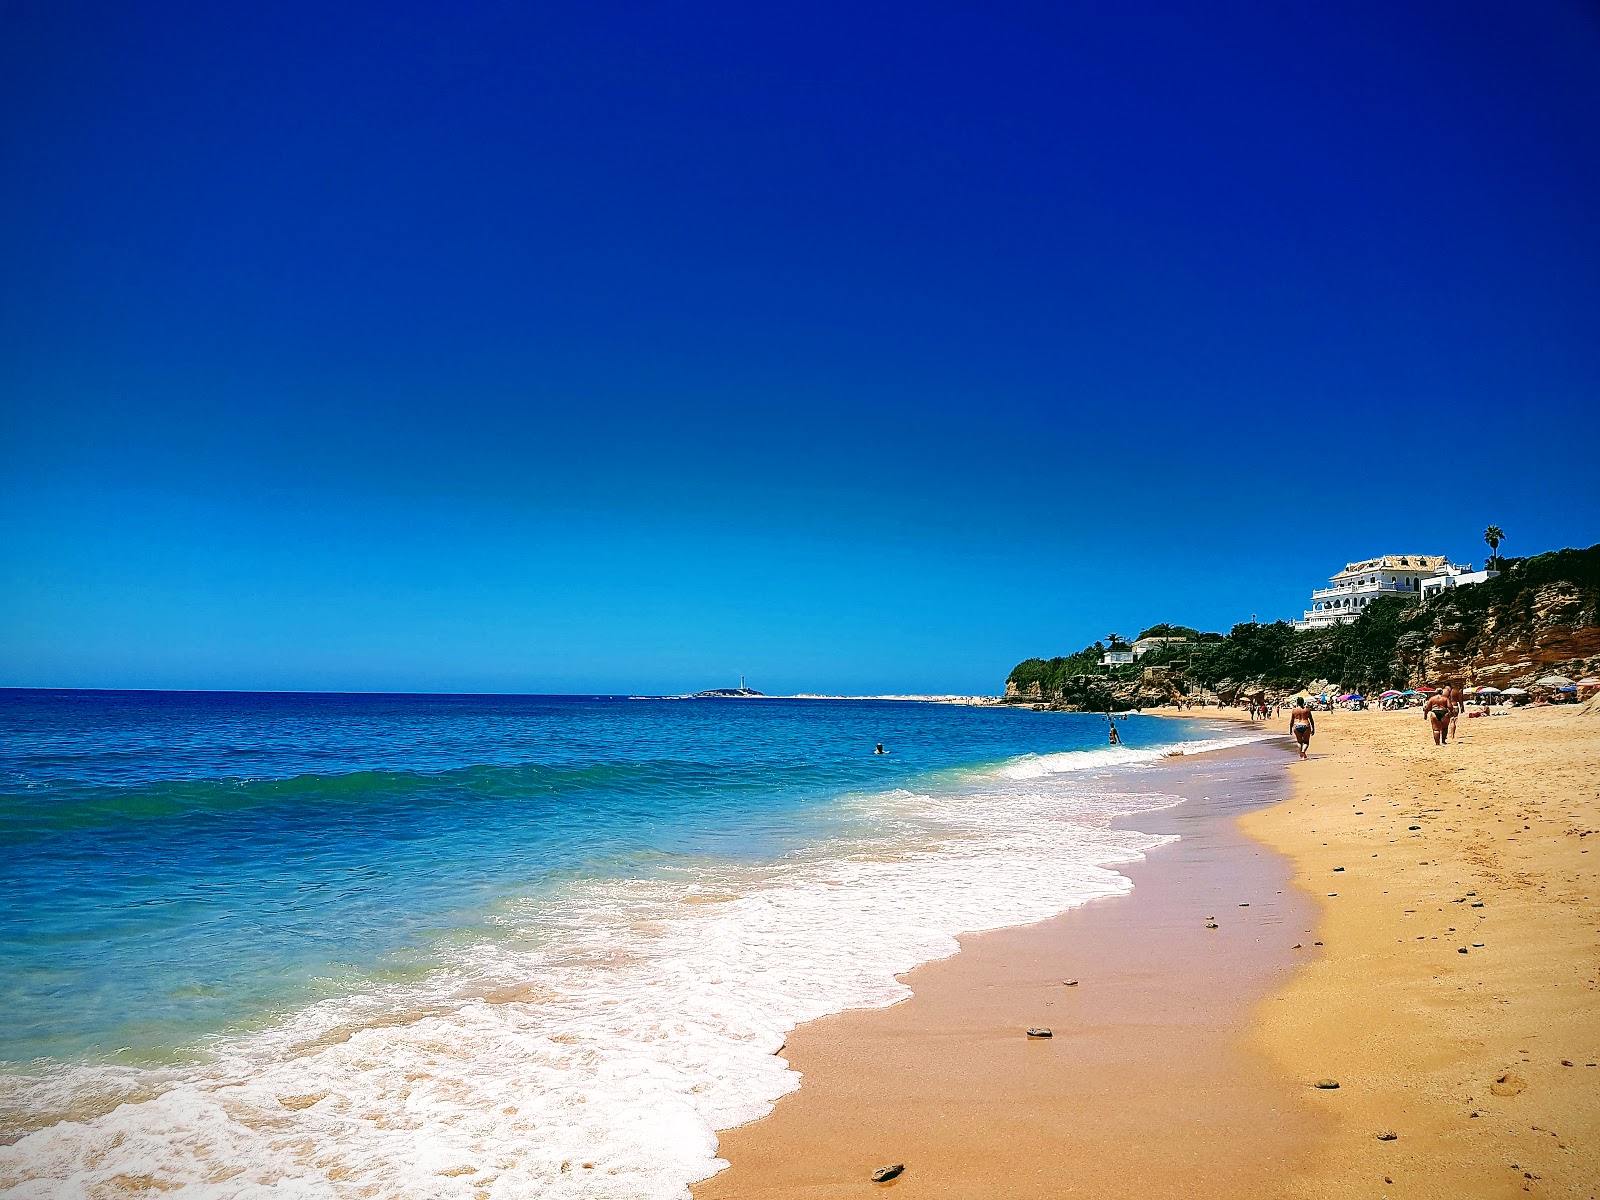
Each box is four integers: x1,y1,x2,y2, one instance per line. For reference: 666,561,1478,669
1292,554,1455,630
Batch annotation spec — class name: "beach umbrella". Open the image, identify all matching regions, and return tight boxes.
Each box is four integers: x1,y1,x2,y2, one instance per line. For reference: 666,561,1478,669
1558,685,1577,693
1536,674,1575,687
1379,690,1401,698
1577,677,1600,688
1502,687,1528,696
1347,694,1364,701
1401,689,1420,696
1415,686,1437,693
1475,686,1501,695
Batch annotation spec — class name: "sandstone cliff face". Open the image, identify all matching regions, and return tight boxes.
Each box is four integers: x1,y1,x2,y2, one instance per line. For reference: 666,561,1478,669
1004,675,1177,712
1421,582,1600,687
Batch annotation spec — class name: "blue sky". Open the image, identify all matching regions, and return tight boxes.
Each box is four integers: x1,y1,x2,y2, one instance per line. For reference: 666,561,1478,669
3,0,1598,694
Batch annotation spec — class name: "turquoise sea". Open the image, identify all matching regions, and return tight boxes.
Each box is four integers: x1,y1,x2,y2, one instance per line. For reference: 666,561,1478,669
0,690,1259,1198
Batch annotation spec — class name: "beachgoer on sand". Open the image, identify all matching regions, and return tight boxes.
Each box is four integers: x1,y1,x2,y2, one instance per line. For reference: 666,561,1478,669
1423,688,1453,746
1449,684,1464,740
1289,698,1314,759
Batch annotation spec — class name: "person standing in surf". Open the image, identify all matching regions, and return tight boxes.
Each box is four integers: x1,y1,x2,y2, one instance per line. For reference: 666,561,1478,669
1289,698,1314,759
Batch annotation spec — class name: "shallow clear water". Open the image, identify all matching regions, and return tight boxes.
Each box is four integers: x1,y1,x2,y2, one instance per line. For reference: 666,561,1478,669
0,690,1259,1198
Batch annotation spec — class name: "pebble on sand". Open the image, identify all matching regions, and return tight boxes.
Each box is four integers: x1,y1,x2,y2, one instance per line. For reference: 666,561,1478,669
1063,979,1079,987
1206,922,1219,929
1376,1131,1397,1141
1313,1079,1340,1090
871,1164,905,1183
1026,1027,1053,1038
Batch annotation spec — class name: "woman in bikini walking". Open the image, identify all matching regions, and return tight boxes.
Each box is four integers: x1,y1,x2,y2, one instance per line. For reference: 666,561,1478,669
1289,698,1315,759
1424,687,1454,745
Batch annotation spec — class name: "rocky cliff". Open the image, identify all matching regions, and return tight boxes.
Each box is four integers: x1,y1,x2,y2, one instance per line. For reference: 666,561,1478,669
1419,580,1600,687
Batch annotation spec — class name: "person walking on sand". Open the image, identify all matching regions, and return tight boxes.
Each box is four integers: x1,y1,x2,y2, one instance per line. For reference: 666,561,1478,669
1449,684,1464,741
1289,698,1314,759
1424,687,1453,746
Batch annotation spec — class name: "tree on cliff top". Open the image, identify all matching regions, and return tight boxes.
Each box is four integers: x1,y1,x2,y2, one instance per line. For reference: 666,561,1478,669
1484,525,1505,569
1135,624,1200,641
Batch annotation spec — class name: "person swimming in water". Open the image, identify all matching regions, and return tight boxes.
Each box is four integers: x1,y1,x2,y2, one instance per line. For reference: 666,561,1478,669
1289,697,1314,759
874,743,886,755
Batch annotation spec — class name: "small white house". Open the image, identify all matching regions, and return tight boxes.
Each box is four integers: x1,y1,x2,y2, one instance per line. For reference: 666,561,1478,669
1421,564,1499,599
1131,636,1187,658
1101,650,1136,666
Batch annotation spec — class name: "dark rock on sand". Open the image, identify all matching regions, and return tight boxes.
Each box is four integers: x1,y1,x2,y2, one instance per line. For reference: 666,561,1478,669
1314,1079,1340,1090
1063,979,1079,986
871,1164,904,1182
1026,1027,1053,1038
1206,922,1219,929
1376,1131,1397,1141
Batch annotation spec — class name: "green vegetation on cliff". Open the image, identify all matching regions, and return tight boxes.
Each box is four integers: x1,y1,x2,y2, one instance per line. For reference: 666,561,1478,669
1007,543,1600,703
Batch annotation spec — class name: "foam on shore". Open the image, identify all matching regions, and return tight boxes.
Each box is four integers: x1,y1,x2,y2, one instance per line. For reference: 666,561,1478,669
0,726,1267,1199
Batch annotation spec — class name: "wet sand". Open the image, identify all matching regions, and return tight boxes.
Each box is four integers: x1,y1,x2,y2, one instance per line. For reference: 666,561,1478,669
696,740,1326,1198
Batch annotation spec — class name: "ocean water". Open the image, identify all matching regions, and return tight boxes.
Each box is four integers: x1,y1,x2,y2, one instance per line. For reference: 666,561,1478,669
0,691,1262,1198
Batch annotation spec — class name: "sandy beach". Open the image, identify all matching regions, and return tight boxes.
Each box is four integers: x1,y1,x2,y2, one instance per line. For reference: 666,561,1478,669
1246,705,1599,1197
697,705,1600,1198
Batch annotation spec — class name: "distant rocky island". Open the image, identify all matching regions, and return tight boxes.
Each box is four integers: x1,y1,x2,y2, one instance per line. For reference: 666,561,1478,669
692,677,765,698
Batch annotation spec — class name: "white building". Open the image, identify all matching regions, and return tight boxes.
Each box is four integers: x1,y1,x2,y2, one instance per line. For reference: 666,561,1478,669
1131,636,1187,658
1101,649,1136,666
1293,554,1451,630
1421,564,1498,599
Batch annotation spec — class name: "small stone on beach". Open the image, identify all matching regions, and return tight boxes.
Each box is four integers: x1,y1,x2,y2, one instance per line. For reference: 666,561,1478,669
871,1164,904,1183
1206,922,1219,929
1314,1079,1340,1090
1063,979,1079,986
1376,1131,1397,1141
1026,1027,1052,1038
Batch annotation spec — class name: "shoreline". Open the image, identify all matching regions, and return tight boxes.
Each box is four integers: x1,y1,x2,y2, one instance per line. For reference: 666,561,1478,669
696,705,1599,1197
695,738,1322,1197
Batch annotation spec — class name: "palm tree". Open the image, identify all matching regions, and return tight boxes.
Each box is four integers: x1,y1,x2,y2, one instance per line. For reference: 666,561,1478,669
1484,525,1505,568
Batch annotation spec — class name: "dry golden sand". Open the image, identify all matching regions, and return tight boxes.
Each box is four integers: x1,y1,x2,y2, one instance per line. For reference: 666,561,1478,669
696,705,1598,1199
1245,705,1600,1199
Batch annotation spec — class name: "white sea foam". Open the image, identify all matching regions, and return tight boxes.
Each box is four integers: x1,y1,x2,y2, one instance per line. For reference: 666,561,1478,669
0,729,1267,1199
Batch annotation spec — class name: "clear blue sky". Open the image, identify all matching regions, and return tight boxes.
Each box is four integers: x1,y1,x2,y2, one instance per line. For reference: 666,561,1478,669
3,0,1598,695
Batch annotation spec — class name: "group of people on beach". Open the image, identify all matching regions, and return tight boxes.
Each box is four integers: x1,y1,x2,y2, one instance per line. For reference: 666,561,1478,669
1287,683,1469,760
